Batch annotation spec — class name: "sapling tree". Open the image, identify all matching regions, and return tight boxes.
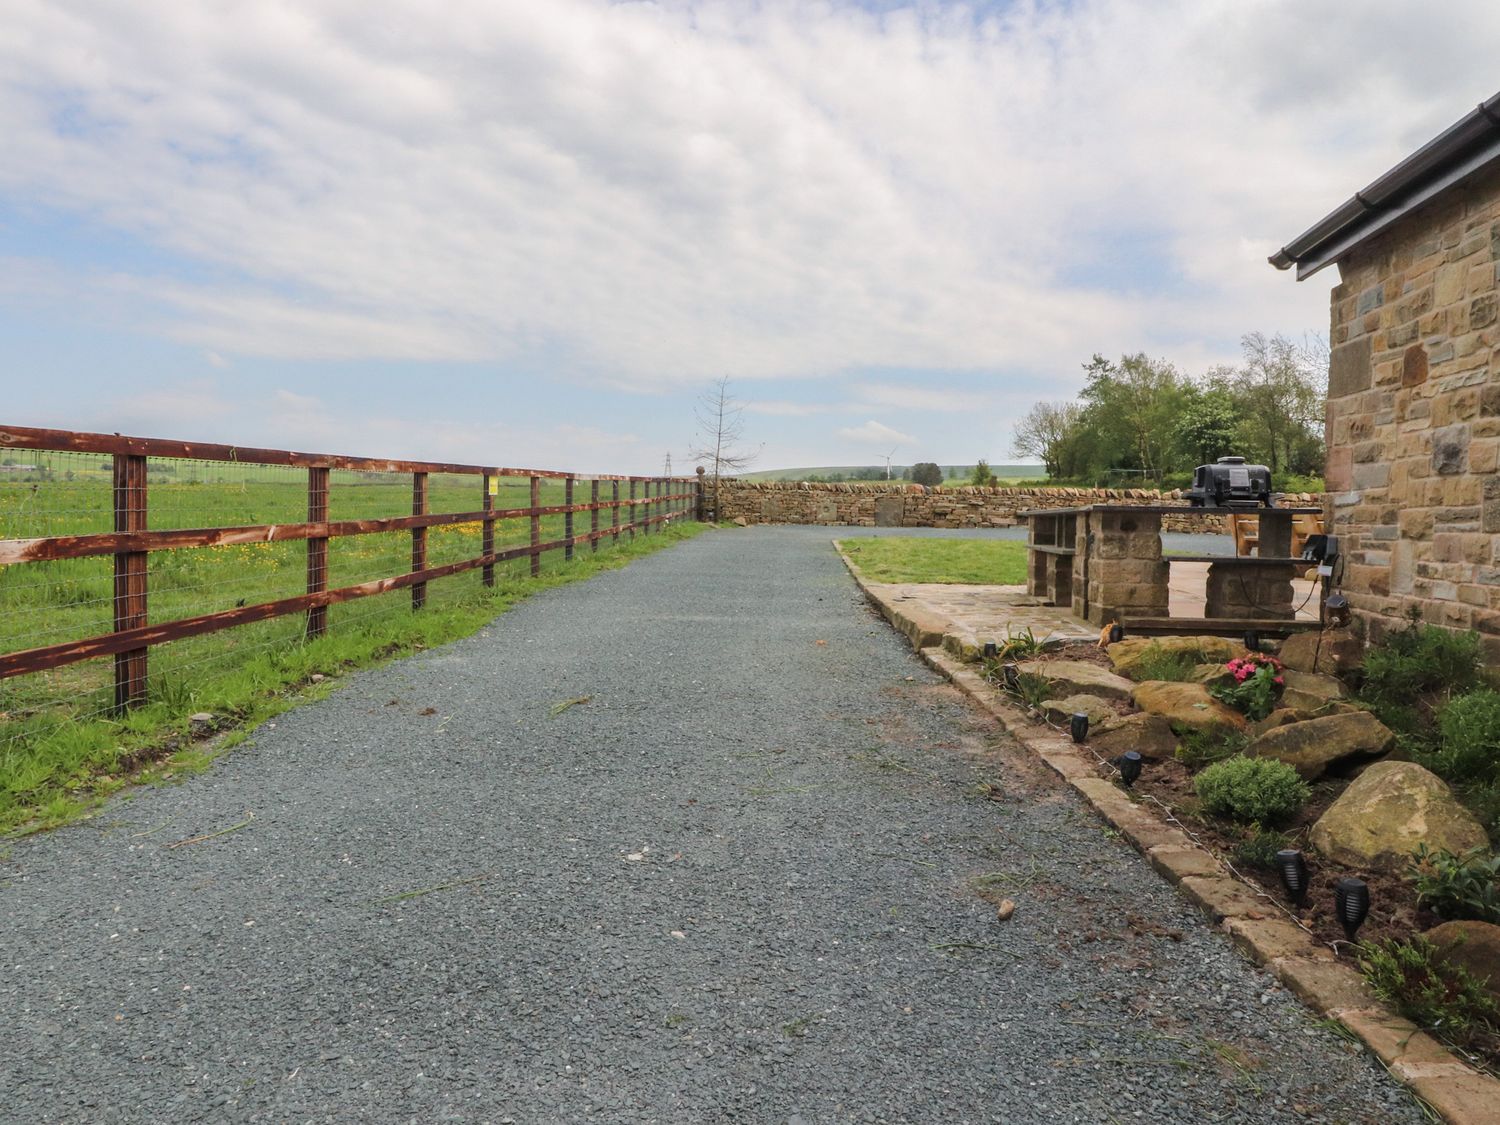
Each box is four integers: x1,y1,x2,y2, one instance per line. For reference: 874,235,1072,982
691,376,760,520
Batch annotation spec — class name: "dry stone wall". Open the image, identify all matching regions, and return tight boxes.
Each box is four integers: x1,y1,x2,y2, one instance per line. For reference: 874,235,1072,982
1322,159,1500,657
712,480,1323,535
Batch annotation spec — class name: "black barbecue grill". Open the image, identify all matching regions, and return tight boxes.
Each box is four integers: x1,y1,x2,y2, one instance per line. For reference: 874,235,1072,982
1184,456,1273,509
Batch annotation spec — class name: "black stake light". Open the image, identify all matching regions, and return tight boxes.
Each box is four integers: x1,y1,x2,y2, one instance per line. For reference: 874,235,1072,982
1243,629,1261,653
1117,750,1143,788
1069,713,1089,743
1334,877,1370,942
1275,848,1308,905
982,641,999,661
1108,624,1125,644
1002,661,1020,691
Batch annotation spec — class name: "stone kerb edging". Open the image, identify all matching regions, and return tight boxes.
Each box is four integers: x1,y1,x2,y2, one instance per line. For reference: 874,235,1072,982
832,543,1500,1125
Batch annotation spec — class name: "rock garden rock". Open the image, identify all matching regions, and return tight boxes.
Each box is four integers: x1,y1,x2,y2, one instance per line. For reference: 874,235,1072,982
1277,627,1363,676
1131,681,1246,734
1245,710,1395,779
1427,921,1500,1005
1091,712,1179,761
1040,693,1116,727
1278,669,1348,712
1309,761,1489,871
1189,662,1233,686
1016,659,1135,702
1107,635,1245,679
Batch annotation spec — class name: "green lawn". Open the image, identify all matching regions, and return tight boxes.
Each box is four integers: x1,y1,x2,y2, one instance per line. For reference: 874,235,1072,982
837,537,1027,585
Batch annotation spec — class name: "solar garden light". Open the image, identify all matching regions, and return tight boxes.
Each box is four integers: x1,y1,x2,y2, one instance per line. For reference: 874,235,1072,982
1002,661,1020,691
1069,713,1089,743
1325,592,1351,628
1108,624,1125,643
1275,848,1308,905
1117,750,1143,788
983,640,999,660
1334,877,1370,942
1243,629,1261,652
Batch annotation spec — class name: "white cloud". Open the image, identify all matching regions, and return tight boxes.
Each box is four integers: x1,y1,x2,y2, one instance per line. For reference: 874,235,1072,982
1,0,1497,395
744,400,835,416
837,419,915,447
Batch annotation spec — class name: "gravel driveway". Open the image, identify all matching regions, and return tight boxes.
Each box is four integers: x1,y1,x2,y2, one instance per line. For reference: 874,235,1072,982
0,526,1420,1123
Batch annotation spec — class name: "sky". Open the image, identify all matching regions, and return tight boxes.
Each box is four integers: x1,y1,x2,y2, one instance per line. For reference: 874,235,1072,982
3,1,1500,475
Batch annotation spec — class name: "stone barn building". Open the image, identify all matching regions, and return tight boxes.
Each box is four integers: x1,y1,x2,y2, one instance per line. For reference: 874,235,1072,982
1272,92,1500,657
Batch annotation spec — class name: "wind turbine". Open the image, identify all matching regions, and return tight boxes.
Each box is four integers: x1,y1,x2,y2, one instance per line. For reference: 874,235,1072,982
884,447,898,480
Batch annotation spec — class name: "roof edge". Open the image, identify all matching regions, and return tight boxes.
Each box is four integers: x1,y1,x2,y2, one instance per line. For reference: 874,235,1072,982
1270,91,1500,279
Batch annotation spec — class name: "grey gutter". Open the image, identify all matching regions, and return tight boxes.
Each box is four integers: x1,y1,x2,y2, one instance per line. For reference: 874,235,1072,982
1270,90,1500,280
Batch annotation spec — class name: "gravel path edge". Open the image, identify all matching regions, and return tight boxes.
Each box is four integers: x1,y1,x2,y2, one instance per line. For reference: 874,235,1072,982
839,548,1500,1125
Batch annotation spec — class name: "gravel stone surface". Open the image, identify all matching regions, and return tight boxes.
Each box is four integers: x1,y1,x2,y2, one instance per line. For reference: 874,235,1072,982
0,526,1420,1123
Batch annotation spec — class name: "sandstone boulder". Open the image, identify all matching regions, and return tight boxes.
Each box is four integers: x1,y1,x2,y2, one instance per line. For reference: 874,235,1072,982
1189,662,1233,687
1309,761,1489,871
1131,681,1246,734
1016,659,1135,702
1091,712,1179,761
1427,921,1500,1005
1108,635,1245,679
1245,711,1395,779
1278,627,1363,676
1279,669,1349,712
1041,693,1116,727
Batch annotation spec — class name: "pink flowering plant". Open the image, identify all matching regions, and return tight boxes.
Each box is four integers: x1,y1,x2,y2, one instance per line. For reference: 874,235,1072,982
1208,652,1285,722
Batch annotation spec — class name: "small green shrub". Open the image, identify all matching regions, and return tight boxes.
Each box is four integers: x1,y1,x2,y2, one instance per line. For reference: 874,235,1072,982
1176,728,1248,769
1130,644,1197,683
1411,844,1500,924
1194,756,1311,825
1359,620,1482,731
1425,690,1500,787
1361,937,1500,1047
1232,826,1293,871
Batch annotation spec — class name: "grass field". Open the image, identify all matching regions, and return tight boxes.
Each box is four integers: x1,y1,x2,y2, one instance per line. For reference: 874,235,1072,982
837,537,1027,585
0,453,700,834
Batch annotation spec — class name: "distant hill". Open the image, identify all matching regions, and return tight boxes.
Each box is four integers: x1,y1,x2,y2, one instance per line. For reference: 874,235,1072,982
741,464,1046,483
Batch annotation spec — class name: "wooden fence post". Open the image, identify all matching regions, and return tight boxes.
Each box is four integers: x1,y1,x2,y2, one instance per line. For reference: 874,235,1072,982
629,481,637,539
590,480,599,553
113,453,148,710
612,481,621,544
530,475,541,576
482,473,495,587
307,467,329,638
411,472,428,610
565,476,575,561
695,467,706,521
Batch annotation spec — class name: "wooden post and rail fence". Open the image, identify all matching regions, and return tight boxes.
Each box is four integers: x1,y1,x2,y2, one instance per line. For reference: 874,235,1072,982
0,425,701,712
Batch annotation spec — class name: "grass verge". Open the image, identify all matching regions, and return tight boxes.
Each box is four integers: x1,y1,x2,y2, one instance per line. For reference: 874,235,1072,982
1,520,709,836
837,536,1027,585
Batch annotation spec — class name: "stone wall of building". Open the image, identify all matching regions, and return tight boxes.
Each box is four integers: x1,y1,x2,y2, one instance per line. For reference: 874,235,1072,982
710,480,1323,535
1322,159,1500,657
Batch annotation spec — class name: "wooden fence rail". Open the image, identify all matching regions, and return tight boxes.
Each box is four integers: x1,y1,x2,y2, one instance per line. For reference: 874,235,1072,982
0,425,701,709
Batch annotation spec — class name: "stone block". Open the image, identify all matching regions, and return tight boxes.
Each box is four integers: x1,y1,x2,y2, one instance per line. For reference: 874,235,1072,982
1330,337,1374,398
1401,344,1429,387
1431,423,1470,475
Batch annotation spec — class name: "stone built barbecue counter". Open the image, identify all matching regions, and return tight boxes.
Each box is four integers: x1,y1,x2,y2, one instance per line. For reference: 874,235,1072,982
1020,504,1325,635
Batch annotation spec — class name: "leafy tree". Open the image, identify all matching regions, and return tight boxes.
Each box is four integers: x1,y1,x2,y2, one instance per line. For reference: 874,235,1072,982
910,462,943,487
1077,353,1186,482
1011,402,1083,478
1173,378,1240,466
970,459,994,487
1231,332,1325,475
